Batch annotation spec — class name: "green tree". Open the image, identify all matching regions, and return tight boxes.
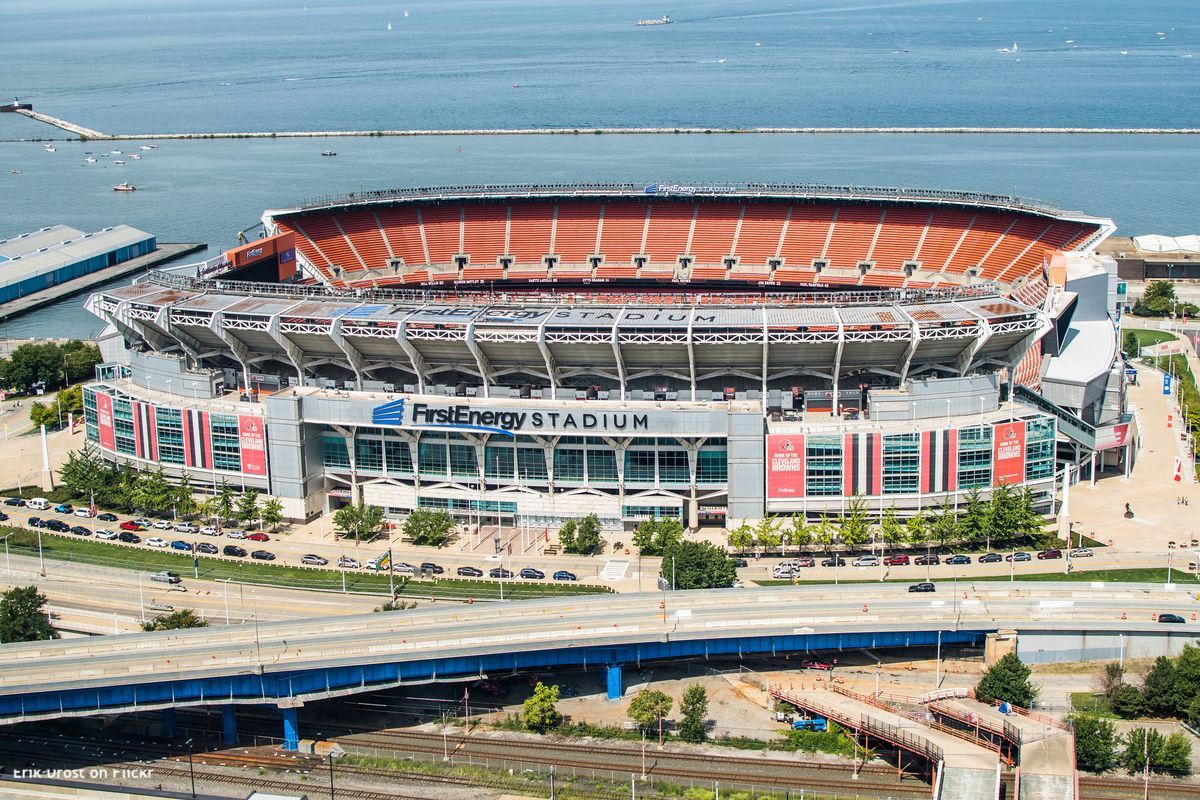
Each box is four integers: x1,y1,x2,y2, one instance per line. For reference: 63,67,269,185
1098,661,1125,703
173,472,196,518
28,401,56,430
837,495,871,550
754,516,782,549
58,444,111,500
787,515,813,549
141,609,209,631
813,515,836,551
627,689,673,732
333,502,386,543
634,517,684,557
928,498,958,548
1119,727,1191,775
975,652,1037,708
260,497,284,532
1174,644,1200,715
0,586,58,643
1141,656,1178,717
0,340,100,392
727,523,754,552
957,488,989,547
522,682,563,733
215,480,236,524
558,518,577,551
131,468,173,516
1068,714,1118,773
563,514,602,555
403,508,454,547
878,507,905,549
236,488,260,526
1110,683,1143,719
677,684,709,743
1122,330,1138,357
666,540,738,590
1162,732,1194,775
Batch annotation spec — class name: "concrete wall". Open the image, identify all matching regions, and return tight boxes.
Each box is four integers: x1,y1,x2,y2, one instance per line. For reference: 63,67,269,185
1017,628,1200,664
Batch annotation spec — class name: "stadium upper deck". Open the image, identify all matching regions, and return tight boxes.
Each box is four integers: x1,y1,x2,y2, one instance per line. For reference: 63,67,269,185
263,183,1112,294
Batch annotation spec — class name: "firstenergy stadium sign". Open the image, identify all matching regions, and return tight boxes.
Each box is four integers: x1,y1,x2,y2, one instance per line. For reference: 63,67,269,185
408,403,650,435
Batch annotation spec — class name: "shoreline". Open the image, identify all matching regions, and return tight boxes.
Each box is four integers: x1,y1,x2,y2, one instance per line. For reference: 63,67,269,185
6,110,1200,141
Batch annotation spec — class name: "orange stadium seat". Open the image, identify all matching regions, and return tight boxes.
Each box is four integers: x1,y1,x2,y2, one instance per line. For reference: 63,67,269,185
734,204,789,266
914,208,976,273
553,202,602,264
294,215,361,273
690,202,741,264
948,211,1011,275
643,202,693,266
508,202,554,265
402,270,430,283
976,216,1047,280
462,204,508,266
336,210,390,271
597,202,648,264
596,265,639,279
778,205,836,267
376,206,426,267
774,268,819,284
421,205,462,265
869,208,929,271
823,206,882,269
690,266,728,281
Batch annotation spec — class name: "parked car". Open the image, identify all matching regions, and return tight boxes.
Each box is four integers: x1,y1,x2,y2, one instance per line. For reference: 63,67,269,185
852,555,879,567
301,554,329,566
793,556,816,568
69,525,92,537
457,566,483,577
54,503,73,514
196,542,219,554
26,498,50,511
337,556,360,568
946,554,972,565
1157,613,1186,624
732,558,748,568
883,554,909,566
151,520,172,530
251,550,276,561
246,532,270,542
150,571,181,584
489,567,514,579
519,567,545,580
553,570,577,581
821,557,846,567
1006,552,1032,562
0,511,9,522
146,537,169,548
420,561,444,574
170,540,193,552
45,519,70,532
792,717,828,732
470,679,501,696
132,517,153,528
227,530,248,540
96,512,118,522
3,497,25,507
1036,549,1062,560
174,522,199,534
95,529,119,540
908,582,936,593
26,516,41,528
73,508,94,518
117,532,142,544
120,520,146,532
199,526,220,536
394,562,417,575
799,658,834,671
772,565,794,579
915,554,940,566
1069,547,1093,558
979,553,1003,564
223,545,247,557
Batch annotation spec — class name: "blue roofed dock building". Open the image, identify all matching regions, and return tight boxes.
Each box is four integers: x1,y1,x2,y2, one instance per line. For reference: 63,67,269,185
0,224,156,305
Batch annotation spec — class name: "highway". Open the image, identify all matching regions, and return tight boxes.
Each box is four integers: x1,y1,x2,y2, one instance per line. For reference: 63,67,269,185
0,582,1194,697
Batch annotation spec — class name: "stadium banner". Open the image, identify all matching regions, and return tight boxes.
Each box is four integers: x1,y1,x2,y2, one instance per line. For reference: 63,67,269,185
992,420,1027,486
765,434,805,499
238,415,268,476
95,392,115,451
224,231,295,269
1094,422,1133,451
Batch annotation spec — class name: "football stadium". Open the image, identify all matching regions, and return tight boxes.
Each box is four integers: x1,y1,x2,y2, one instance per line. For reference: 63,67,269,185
83,183,1133,528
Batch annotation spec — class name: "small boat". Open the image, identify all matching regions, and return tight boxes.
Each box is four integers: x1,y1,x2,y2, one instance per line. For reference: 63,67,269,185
44,144,55,152
997,42,1018,53
637,15,671,26
403,9,409,17
146,144,158,149
84,157,96,163
512,83,521,88
109,150,121,155
321,150,337,157
386,21,392,30
129,154,141,159
114,160,125,165
9,169,21,174
1119,50,1128,55
139,145,153,150
113,182,136,192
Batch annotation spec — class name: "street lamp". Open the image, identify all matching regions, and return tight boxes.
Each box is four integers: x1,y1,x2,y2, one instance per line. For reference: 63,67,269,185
183,737,196,798
0,533,11,577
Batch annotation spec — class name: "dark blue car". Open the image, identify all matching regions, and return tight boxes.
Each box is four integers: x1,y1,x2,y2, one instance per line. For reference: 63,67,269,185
553,570,577,581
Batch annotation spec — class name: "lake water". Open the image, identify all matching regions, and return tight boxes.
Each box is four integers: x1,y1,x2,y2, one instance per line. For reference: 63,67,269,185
0,0,1197,337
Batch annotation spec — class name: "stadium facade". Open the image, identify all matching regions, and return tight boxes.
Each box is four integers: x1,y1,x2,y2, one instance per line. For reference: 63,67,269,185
82,184,1133,528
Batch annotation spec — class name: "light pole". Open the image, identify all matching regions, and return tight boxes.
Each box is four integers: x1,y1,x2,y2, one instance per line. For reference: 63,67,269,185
138,571,145,624
0,533,11,577
35,524,44,575
184,737,196,798
219,578,230,625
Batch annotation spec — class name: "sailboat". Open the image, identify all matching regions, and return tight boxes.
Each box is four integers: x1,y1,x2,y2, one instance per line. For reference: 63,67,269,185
997,42,1018,54
387,21,392,30
403,9,409,17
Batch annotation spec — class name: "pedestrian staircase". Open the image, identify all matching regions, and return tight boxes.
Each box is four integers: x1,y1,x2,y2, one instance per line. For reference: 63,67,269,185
599,559,629,581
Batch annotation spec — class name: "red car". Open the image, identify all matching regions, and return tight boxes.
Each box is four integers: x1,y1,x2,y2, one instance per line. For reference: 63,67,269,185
119,520,146,531
883,554,910,566
799,658,834,671
246,532,270,542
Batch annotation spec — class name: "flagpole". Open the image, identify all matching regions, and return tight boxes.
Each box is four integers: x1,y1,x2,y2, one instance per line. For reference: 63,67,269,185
388,548,394,597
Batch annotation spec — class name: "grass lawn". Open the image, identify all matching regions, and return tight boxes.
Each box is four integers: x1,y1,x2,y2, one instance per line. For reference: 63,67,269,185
0,526,610,601
757,567,1193,587
1071,691,1117,718
1125,328,1178,349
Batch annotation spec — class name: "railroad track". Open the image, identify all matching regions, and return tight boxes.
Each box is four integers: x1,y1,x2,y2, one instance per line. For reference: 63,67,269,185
1079,776,1200,800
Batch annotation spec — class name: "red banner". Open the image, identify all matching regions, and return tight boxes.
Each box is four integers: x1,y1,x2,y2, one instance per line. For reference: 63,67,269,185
238,415,267,476
992,420,1027,486
1094,422,1132,451
766,434,805,499
95,392,115,451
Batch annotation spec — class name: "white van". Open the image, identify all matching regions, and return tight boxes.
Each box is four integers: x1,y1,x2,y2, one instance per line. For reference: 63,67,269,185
27,498,50,511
